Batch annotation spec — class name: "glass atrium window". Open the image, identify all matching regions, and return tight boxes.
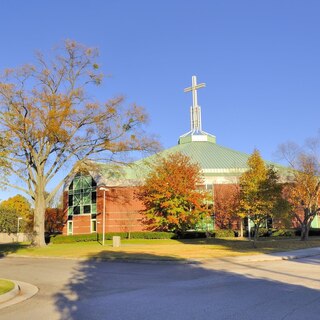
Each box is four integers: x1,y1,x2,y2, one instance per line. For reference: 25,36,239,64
68,173,97,215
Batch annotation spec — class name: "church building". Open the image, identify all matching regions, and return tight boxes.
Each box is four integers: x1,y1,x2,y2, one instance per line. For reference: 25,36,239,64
62,76,286,236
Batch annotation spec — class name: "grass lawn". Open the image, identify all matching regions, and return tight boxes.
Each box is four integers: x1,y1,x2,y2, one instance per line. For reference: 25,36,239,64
0,279,15,295
1,237,320,261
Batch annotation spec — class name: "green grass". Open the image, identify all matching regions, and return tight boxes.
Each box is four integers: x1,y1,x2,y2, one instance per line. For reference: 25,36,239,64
0,279,15,295
1,237,320,261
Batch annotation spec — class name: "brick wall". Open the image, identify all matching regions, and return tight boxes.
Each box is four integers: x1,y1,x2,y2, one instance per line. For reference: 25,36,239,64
62,186,147,235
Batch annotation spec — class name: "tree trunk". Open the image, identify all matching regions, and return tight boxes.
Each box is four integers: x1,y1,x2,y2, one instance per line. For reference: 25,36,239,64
300,223,310,241
252,225,259,248
32,181,47,247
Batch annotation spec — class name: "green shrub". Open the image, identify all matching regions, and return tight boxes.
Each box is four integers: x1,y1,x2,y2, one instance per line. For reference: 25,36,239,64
50,232,175,244
175,231,208,239
258,228,272,237
127,232,175,239
271,229,296,237
213,229,235,238
307,228,320,236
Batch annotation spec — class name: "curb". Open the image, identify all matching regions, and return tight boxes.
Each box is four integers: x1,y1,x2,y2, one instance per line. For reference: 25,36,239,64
0,280,20,304
0,280,38,310
225,247,320,263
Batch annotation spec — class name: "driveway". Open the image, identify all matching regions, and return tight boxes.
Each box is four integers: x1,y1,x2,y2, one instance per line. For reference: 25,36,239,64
0,255,320,319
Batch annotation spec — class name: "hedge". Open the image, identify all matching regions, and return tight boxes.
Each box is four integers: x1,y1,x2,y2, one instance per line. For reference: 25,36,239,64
271,229,297,237
50,232,176,244
212,229,235,238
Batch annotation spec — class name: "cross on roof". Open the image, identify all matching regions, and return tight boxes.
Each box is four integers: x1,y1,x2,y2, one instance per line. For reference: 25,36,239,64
184,75,206,132
184,75,206,109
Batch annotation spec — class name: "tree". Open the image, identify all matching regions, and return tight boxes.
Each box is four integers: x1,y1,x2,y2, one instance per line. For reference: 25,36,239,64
214,185,240,230
279,140,320,240
137,152,210,234
0,206,19,234
45,208,65,234
0,40,157,247
238,150,285,246
0,194,33,232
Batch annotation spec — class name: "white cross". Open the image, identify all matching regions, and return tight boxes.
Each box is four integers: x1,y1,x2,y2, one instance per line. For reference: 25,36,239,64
184,75,206,109
184,76,206,132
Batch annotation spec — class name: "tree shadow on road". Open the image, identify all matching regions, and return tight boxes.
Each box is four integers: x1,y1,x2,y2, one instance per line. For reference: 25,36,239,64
53,251,320,320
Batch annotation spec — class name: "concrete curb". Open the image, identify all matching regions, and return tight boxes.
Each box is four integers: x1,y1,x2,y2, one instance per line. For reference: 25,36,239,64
0,280,38,310
0,280,20,304
224,247,320,263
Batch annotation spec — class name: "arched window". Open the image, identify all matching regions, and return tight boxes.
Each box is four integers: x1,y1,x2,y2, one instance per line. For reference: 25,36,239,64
68,173,97,215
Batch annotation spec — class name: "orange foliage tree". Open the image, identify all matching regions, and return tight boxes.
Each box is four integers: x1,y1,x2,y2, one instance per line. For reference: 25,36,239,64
214,185,240,230
45,208,65,234
279,140,320,240
137,153,210,234
282,155,320,240
0,40,158,246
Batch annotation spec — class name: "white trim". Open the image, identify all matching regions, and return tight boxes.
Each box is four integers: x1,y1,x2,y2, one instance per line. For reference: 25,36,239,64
201,168,247,174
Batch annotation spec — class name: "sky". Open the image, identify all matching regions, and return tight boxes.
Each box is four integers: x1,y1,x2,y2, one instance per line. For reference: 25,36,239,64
1,0,320,200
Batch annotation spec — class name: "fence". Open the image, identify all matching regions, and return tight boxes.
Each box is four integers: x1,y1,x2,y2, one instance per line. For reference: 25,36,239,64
0,233,29,243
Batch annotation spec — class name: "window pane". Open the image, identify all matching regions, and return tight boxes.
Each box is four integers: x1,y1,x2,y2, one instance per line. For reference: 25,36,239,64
74,177,81,189
68,221,72,232
82,176,91,189
92,204,97,213
73,194,81,205
68,195,73,206
68,181,73,190
92,192,96,203
73,206,80,215
82,192,91,205
91,220,97,232
83,205,91,214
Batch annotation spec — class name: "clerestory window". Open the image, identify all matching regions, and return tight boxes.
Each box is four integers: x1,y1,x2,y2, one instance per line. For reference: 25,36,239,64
68,173,97,215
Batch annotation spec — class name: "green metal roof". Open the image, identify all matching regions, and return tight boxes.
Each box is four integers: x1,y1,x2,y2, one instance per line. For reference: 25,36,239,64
124,139,284,179
95,138,288,185
165,141,250,170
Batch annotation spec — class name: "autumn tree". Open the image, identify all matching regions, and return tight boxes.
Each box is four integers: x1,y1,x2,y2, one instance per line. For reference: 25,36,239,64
0,194,33,232
45,208,65,234
0,40,157,247
279,140,320,240
238,150,286,245
0,207,19,234
214,185,240,230
137,152,210,234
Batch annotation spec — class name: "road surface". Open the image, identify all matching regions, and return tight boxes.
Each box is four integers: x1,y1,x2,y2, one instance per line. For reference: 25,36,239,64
0,255,320,319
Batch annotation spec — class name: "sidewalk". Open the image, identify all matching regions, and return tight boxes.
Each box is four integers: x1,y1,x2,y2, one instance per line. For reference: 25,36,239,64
0,280,38,310
223,246,320,263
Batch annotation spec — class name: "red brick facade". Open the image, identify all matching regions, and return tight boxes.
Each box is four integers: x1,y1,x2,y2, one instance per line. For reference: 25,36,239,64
62,186,147,235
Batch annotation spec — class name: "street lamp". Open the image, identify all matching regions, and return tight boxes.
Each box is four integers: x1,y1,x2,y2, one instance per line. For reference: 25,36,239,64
99,187,109,246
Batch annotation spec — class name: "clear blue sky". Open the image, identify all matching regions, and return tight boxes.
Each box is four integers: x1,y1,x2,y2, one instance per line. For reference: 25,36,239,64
1,0,320,200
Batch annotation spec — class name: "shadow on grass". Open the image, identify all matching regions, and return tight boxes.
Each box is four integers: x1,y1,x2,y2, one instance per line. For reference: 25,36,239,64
53,250,320,320
0,242,30,258
175,237,320,254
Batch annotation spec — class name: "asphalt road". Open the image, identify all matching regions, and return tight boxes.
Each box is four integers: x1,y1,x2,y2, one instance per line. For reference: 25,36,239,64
0,255,320,320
